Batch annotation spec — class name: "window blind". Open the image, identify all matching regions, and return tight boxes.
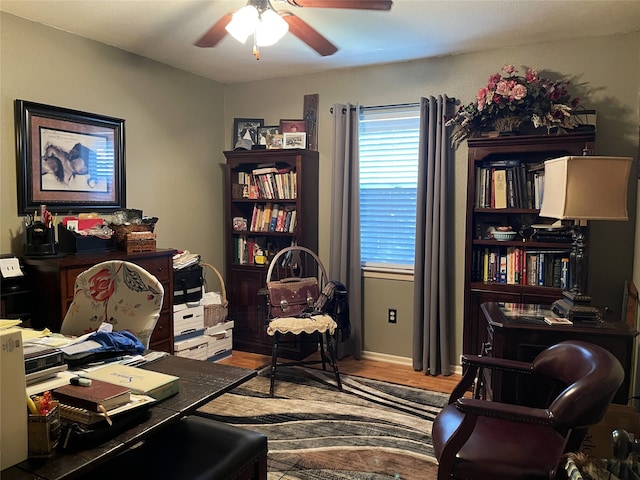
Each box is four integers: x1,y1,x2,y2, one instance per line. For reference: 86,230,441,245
359,105,420,269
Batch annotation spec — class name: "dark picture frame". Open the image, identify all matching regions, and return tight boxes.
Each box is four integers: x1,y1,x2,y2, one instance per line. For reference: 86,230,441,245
279,119,306,133
15,100,126,214
233,118,264,148
257,125,280,147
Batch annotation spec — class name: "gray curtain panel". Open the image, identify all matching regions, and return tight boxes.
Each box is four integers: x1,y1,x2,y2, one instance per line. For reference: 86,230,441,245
330,103,362,360
412,95,453,376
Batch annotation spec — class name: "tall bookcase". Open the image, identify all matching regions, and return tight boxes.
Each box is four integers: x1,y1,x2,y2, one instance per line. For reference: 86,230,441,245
463,132,596,356
223,148,319,358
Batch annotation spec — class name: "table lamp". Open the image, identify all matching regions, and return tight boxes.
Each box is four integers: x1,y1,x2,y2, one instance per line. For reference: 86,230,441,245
539,155,632,321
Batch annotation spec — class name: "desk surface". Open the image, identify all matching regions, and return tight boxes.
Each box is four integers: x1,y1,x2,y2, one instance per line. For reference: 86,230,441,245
483,302,637,337
4,356,256,480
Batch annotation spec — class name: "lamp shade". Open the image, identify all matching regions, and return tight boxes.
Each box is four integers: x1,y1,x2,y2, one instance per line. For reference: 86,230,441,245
255,9,289,46
539,156,632,221
225,5,259,44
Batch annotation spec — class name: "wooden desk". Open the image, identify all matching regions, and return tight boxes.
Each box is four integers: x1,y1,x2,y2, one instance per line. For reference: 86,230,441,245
480,302,638,405
4,356,255,480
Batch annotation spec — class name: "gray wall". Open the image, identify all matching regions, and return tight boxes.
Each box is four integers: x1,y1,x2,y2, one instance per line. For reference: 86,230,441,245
1,13,227,269
2,12,638,366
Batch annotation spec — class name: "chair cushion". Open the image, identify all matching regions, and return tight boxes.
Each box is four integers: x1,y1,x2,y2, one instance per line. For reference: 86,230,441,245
432,404,566,480
267,314,336,336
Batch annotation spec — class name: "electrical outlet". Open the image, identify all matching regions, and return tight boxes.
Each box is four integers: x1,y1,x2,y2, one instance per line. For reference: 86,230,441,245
388,308,397,323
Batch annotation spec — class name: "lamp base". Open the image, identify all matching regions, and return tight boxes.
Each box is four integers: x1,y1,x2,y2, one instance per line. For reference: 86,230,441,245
551,291,602,322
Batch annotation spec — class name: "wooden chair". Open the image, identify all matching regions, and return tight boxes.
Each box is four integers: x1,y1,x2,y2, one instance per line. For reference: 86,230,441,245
432,340,624,480
264,246,344,397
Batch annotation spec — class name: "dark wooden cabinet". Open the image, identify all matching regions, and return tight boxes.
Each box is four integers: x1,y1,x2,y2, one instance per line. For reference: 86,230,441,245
481,301,638,405
463,133,596,356
223,149,319,359
22,248,177,353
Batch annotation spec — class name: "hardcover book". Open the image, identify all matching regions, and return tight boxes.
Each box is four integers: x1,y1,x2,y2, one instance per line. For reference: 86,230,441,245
84,364,180,401
53,379,131,412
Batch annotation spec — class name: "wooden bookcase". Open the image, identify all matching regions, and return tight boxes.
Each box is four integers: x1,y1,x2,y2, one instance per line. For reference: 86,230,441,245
223,149,319,359
463,132,596,356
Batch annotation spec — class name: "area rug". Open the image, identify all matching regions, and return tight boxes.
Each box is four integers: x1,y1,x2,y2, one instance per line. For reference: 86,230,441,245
196,366,449,479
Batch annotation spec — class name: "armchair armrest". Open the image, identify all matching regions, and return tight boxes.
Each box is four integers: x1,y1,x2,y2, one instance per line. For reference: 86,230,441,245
448,355,536,405
456,398,554,426
462,354,533,375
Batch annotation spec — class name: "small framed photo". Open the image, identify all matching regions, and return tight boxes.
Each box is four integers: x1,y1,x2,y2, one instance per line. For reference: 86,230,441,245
280,119,306,134
283,132,307,149
268,134,284,149
233,118,263,148
257,126,280,147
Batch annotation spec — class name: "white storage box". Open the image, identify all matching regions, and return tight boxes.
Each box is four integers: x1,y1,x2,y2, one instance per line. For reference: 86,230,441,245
173,304,204,341
204,320,234,336
206,328,233,361
174,335,208,361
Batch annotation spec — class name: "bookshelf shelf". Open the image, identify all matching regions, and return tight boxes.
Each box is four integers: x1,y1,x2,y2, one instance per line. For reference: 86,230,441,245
463,132,596,356
224,149,319,358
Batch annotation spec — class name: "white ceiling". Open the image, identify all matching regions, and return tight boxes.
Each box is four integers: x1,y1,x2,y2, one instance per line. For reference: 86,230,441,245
2,0,639,84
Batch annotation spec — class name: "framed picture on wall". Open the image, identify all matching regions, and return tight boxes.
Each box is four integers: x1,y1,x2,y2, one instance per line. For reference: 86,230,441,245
15,99,126,214
233,118,264,148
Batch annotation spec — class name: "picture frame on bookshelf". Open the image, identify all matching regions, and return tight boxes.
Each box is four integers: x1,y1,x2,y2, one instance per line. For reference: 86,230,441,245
258,126,280,147
233,118,263,148
279,119,306,133
268,134,284,149
283,132,307,149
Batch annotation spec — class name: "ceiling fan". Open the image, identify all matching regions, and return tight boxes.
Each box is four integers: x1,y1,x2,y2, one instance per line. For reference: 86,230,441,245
195,0,393,59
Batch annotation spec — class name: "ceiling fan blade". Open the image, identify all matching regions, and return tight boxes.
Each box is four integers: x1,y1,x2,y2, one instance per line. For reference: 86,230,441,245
285,0,392,10
281,12,338,56
194,13,233,48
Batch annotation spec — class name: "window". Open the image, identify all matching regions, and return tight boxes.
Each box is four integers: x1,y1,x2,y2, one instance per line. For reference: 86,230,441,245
359,104,420,271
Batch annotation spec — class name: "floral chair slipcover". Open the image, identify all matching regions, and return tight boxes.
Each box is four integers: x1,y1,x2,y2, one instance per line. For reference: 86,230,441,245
60,260,164,348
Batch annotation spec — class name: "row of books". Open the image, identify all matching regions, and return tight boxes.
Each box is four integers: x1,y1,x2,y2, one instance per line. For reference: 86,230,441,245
472,246,571,288
237,167,297,200
249,203,297,233
475,159,545,209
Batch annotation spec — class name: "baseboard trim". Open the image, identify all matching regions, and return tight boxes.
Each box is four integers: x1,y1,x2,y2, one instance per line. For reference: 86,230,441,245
361,350,463,376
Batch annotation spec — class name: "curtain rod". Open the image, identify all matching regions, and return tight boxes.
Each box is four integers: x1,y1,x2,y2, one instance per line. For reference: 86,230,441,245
331,99,456,114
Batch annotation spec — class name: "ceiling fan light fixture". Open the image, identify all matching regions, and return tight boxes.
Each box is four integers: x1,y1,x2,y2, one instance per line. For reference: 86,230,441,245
255,9,289,46
225,5,259,43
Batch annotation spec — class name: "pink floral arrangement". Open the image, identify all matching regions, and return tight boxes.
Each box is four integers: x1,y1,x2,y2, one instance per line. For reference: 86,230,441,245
446,64,581,146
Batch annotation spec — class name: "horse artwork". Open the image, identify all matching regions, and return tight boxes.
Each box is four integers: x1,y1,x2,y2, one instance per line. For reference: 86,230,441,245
40,141,106,192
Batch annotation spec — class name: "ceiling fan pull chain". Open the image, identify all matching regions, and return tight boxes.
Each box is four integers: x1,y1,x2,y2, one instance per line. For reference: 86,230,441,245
253,33,260,60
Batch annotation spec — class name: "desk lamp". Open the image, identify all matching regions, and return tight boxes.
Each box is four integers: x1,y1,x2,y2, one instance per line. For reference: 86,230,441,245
539,155,632,321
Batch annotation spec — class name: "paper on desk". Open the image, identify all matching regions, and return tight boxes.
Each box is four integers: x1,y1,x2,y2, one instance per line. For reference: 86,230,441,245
0,319,22,329
27,370,76,396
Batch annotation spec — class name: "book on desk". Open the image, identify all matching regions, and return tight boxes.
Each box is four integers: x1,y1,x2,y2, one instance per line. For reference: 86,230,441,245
83,363,180,401
53,378,131,412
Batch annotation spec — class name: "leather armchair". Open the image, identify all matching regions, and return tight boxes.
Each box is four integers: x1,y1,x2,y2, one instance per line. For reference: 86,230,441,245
432,340,624,480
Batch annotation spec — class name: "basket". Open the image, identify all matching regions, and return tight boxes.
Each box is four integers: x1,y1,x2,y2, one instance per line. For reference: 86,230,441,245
200,262,229,327
110,223,155,250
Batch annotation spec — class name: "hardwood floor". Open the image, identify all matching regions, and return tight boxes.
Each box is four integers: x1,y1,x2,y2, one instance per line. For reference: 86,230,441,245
218,349,461,395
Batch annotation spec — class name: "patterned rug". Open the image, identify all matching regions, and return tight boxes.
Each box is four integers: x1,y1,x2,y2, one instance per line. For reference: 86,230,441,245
196,366,448,479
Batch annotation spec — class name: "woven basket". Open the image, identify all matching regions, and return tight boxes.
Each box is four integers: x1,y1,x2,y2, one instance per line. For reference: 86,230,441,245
200,262,229,327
